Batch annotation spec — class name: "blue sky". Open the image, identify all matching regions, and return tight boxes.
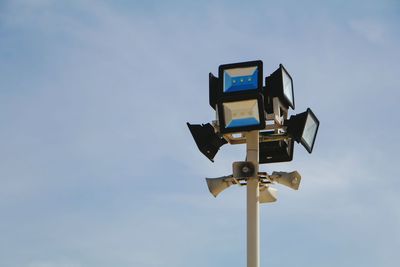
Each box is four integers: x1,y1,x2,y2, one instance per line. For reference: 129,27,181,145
1,0,400,266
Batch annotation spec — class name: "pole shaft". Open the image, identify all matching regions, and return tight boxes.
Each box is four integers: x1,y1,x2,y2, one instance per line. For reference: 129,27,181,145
246,131,259,267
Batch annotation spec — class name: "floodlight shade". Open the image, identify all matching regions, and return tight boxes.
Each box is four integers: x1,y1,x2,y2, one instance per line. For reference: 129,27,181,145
281,67,294,108
187,123,227,162
286,108,320,153
259,133,294,164
209,72,218,110
218,60,263,95
270,171,301,190
264,64,295,110
206,176,233,197
302,110,319,152
217,94,266,134
259,186,277,203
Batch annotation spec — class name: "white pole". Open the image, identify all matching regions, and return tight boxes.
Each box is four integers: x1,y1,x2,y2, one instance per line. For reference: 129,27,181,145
246,130,260,267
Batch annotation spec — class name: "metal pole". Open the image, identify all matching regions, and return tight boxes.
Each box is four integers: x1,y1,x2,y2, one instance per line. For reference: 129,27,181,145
246,130,259,267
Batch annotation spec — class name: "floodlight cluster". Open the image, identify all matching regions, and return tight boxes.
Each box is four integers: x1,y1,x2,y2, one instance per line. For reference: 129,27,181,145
188,60,320,163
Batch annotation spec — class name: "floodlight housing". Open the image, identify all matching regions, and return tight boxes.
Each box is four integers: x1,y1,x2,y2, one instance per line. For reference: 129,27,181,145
259,185,277,203
264,64,294,111
187,122,227,162
209,72,218,110
218,60,263,95
286,108,319,153
259,138,294,164
217,94,266,134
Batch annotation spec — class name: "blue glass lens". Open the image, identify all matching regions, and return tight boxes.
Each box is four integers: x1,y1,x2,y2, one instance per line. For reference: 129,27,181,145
226,117,259,128
223,66,258,93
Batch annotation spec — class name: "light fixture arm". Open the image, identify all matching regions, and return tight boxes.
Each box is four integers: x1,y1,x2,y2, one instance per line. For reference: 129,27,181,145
222,131,290,145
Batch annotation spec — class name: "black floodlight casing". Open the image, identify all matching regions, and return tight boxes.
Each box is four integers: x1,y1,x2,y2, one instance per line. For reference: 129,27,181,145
218,60,263,97
259,132,294,164
217,93,266,134
187,122,227,162
264,64,295,112
210,60,263,110
286,108,320,153
209,72,218,110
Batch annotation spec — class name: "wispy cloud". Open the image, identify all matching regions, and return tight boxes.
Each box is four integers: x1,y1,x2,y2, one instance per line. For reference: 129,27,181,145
349,18,387,44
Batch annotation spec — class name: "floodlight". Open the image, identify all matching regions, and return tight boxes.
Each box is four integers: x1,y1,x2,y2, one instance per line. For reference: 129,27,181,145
259,185,277,203
264,64,295,111
233,161,256,178
286,108,320,153
209,72,218,110
270,171,301,190
187,122,227,162
259,132,294,164
206,176,235,197
219,60,263,95
217,94,266,134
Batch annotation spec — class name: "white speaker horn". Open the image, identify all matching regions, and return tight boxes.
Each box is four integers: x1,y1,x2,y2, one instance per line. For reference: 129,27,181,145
206,176,234,197
270,171,301,190
259,185,278,203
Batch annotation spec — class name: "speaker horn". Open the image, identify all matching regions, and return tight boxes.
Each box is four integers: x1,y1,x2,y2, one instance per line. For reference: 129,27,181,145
270,171,301,190
205,176,234,197
259,185,278,203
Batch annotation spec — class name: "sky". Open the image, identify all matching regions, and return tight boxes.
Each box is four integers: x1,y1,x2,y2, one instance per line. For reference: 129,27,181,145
1,0,400,266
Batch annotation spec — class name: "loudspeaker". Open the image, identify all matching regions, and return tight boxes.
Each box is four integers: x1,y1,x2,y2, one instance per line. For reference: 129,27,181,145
271,171,301,190
259,185,277,203
206,177,233,197
233,161,256,178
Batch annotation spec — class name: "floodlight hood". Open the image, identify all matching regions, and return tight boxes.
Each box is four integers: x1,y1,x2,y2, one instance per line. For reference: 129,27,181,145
259,138,294,164
217,94,266,134
209,72,218,110
285,108,320,153
218,60,263,95
264,64,295,111
187,122,227,162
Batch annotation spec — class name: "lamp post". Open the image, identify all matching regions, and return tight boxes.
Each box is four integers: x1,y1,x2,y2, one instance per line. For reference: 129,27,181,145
187,60,320,267
246,131,260,267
